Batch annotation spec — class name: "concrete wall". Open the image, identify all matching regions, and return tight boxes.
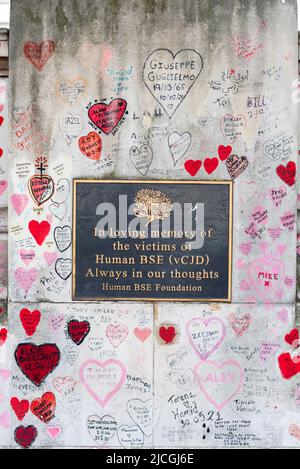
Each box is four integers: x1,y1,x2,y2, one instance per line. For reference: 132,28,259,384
1,0,298,448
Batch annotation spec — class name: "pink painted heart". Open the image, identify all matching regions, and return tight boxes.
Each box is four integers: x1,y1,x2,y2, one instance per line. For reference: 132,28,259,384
194,360,244,410
0,369,10,382
0,181,7,197
43,252,58,266
247,256,285,300
134,327,151,343
106,324,128,348
251,206,268,225
0,411,9,429
239,243,252,255
277,308,289,325
229,314,251,337
14,268,38,293
19,249,35,266
269,187,287,208
280,211,296,232
46,425,62,440
11,194,29,216
79,359,126,407
186,317,226,360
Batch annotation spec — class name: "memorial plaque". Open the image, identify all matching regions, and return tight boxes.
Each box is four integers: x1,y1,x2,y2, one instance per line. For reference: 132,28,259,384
73,180,233,302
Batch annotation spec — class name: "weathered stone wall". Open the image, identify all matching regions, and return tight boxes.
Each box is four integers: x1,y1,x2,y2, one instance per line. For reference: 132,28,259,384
1,0,298,448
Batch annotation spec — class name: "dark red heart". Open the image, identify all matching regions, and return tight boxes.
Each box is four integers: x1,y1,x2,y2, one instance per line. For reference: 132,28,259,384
276,161,296,187
88,99,127,135
218,145,232,161
14,425,38,448
0,148,3,157
184,159,202,177
10,397,30,421
20,308,41,337
159,326,176,344
278,352,300,380
285,329,299,348
204,157,219,174
0,116,4,127
15,343,61,387
68,320,90,345
28,220,51,246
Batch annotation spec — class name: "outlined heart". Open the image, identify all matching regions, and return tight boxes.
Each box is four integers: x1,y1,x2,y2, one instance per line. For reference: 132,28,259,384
79,359,126,407
142,49,203,118
194,360,244,410
186,317,226,360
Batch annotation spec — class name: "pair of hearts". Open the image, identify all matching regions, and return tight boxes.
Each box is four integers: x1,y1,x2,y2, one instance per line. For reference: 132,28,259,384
12,392,56,424
184,145,232,177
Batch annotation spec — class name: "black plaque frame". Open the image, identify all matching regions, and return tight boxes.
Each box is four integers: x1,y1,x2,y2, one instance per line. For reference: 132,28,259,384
72,179,233,302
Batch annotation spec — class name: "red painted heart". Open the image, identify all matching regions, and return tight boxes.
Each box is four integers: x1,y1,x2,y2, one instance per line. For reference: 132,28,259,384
276,161,296,187
14,425,38,448
20,308,41,337
23,40,55,71
285,329,299,348
88,99,127,135
0,328,7,346
218,145,232,161
204,157,219,174
10,397,30,422
0,116,4,127
68,320,90,345
28,220,51,246
78,132,102,161
30,392,56,424
278,352,300,380
184,159,202,177
15,343,61,387
159,326,176,344
28,175,54,206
